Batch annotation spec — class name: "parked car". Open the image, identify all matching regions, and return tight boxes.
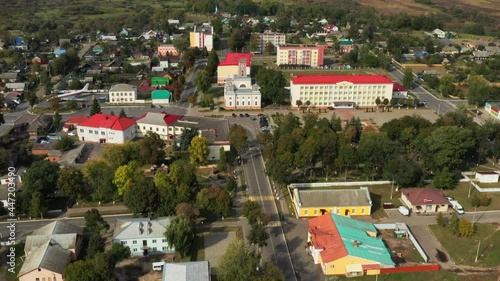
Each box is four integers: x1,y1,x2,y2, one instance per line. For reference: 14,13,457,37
450,200,464,214
244,113,250,117
232,113,237,117
258,113,263,117
398,206,410,216
251,117,257,120
239,113,244,117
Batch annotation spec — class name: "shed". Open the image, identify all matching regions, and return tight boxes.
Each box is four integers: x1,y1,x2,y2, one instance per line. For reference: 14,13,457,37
151,90,171,105
475,171,499,183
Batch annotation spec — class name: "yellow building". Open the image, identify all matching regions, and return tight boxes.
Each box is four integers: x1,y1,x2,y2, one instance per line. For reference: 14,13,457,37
189,24,213,51
292,187,372,218
217,53,252,85
308,213,395,276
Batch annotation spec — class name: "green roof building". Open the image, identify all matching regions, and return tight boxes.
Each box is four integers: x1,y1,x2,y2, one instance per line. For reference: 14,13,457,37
151,77,170,87
151,90,171,105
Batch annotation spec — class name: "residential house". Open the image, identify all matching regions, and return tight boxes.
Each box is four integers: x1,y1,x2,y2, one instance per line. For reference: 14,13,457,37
324,24,339,33
113,217,174,256
158,44,179,57
307,213,395,276
27,115,53,136
473,50,491,60
292,187,372,218
47,150,63,162
441,45,459,55
31,143,52,155
120,28,131,37
290,75,394,108
18,221,83,281
485,102,500,119
3,91,22,108
400,188,449,214
102,59,123,72
5,82,27,92
83,52,100,62
168,19,180,26
190,24,214,51
392,83,408,99
109,83,138,104
475,171,499,183
338,39,355,54
223,76,261,110
63,115,88,132
276,45,325,67
76,113,137,144
98,34,118,41
467,39,491,50
485,46,500,55
217,53,252,84
141,30,158,40
431,29,446,38
0,71,20,83
136,111,182,140
252,32,286,53
161,261,211,281
151,90,172,105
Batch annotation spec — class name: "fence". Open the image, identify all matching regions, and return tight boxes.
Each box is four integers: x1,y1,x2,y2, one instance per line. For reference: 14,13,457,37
380,264,440,274
288,181,391,189
374,223,428,262
461,173,500,193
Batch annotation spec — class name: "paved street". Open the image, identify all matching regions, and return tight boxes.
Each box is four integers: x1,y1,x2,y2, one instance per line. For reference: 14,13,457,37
179,59,206,108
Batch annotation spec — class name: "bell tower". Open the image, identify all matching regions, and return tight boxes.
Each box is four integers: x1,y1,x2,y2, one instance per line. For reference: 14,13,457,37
238,58,247,77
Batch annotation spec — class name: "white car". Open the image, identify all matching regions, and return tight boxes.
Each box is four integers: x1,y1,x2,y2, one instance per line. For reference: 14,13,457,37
68,132,77,136
398,206,410,216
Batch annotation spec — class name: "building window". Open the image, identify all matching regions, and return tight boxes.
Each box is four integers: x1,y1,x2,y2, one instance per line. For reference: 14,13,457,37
162,239,167,243
352,208,356,214
133,240,137,244
152,239,157,243
314,209,318,215
101,131,105,135
153,247,157,251
162,246,167,250
80,129,83,133
133,248,138,252
94,130,98,134
304,209,308,215
88,130,92,134
361,208,365,214
121,241,127,245
156,128,159,131
150,127,152,130
426,205,432,210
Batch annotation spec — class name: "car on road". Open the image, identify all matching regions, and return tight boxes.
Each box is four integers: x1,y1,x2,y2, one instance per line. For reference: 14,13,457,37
68,132,77,136
251,117,257,120
258,113,263,117
244,113,250,117
232,113,237,117
239,113,244,117
398,206,410,216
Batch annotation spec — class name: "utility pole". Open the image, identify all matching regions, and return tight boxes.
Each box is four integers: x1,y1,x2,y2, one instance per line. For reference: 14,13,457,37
390,180,394,199
468,179,473,198
475,240,481,262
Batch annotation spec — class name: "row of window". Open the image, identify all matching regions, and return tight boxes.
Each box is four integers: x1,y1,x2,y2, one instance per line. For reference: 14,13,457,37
139,125,185,133
304,208,366,215
227,96,260,100
299,85,388,90
81,129,106,135
35,277,57,281
228,101,259,106
122,239,167,244
110,92,134,96
131,246,169,252
111,98,134,102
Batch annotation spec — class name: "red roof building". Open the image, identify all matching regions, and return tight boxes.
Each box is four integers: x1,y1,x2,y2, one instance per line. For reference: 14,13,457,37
217,53,252,85
76,114,137,144
290,74,395,108
135,112,182,140
392,82,408,99
63,115,89,132
400,188,450,214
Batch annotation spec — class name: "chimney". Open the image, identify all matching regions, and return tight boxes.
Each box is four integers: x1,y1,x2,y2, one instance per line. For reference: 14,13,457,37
353,240,359,247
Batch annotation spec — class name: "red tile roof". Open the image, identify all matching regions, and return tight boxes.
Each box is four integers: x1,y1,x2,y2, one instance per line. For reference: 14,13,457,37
77,114,136,131
393,83,407,92
308,214,348,263
400,188,449,205
291,75,393,85
218,53,252,67
65,115,89,125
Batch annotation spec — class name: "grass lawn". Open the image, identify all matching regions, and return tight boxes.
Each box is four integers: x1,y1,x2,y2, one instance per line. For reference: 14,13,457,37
429,223,500,267
281,69,377,83
333,269,494,281
440,182,500,212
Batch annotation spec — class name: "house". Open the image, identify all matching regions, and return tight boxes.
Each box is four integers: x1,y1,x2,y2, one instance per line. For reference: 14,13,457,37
290,75,394,108
31,143,53,155
190,24,214,51
120,28,131,37
392,83,408,99
168,19,180,26
161,261,211,281
292,187,372,218
27,115,53,136
98,34,117,41
113,217,174,256
77,113,137,144
47,150,63,162
276,45,325,67
318,18,328,25
141,30,158,40
54,48,66,57
324,24,339,33
102,59,123,72
431,29,446,38
158,44,179,57
151,77,170,87
5,82,27,92
63,115,89,132
217,53,252,84
307,213,395,276
485,102,500,119
441,45,459,55
338,39,355,54
3,92,22,108
19,221,83,281
92,45,104,54
151,90,172,105
136,111,182,140
473,50,491,61
475,171,499,183
0,72,20,83
400,188,449,214
252,32,286,53
223,76,261,109
109,83,138,104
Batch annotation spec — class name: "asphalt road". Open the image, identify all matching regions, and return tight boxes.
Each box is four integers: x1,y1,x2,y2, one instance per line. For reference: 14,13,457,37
179,59,207,108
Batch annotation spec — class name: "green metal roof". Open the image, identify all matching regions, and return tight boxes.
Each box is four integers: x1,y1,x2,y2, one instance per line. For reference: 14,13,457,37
151,77,170,87
338,40,354,45
152,90,171,99
331,214,395,265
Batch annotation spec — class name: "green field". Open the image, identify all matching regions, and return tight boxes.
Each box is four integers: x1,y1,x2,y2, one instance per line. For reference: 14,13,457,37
440,182,500,212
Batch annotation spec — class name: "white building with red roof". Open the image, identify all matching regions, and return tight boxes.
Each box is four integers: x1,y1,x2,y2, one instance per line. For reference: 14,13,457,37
217,53,252,85
76,114,137,144
392,83,408,99
290,74,394,108
135,112,182,140
63,115,89,132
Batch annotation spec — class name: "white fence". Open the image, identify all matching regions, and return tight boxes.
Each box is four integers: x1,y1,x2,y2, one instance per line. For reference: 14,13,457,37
461,173,500,193
288,181,391,189
374,223,428,263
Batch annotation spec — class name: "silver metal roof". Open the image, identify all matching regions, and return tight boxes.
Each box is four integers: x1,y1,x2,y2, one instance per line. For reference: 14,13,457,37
18,240,71,277
34,220,83,236
113,217,171,240
161,261,210,281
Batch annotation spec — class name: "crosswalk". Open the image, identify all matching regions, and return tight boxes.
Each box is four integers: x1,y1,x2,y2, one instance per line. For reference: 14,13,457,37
248,195,275,201
267,221,282,227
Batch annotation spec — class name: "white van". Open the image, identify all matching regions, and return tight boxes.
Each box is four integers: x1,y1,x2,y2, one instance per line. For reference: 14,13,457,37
398,206,410,216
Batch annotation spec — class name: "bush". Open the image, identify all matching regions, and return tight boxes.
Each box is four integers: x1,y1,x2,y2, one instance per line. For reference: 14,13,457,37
225,179,237,193
436,212,446,227
471,194,492,207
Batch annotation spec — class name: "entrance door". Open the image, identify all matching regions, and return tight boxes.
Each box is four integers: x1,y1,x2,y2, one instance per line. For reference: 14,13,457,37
345,209,350,216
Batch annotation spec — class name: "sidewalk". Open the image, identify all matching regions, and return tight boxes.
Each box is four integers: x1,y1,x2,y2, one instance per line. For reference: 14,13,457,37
65,204,130,217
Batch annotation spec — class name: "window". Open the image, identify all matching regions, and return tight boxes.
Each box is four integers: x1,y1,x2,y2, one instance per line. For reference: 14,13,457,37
156,128,159,131
162,246,167,250
361,208,365,214
162,128,165,132
426,205,432,210
133,240,137,244
143,126,146,129
121,241,127,245
304,209,308,215
314,209,318,215
36,279,40,281
352,208,356,214
94,130,98,134
101,131,105,135
42,278,46,281
152,239,157,243
88,130,92,134
153,247,157,251
133,248,138,252
150,127,152,130
80,129,83,133
162,239,167,243
255,101,258,106
336,209,340,214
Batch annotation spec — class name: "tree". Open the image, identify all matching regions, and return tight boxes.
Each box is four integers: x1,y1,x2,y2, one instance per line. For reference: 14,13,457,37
66,100,78,111
119,108,127,118
69,79,82,90
167,160,198,186
139,131,166,165
164,216,194,258
87,234,105,257
124,180,160,216
22,160,60,197
242,201,270,226
25,91,38,107
57,166,86,201
466,75,490,105
403,68,414,90
113,161,145,196
248,223,269,250
264,42,275,55
375,98,381,107
217,240,259,281
107,242,131,267
188,95,197,106
189,135,209,165
173,37,190,55
211,18,223,35
196,185,232,217
439,75,457,97
172,80,183,101
49,95,60,111
175,203,200,223
195,69,212,94
295,100,303,108
458,219,475,237
206,49,219,77
54,135,75,151
29,192,47,218
82,160,117,202
51,50,80,75
53,111,62,129
383,158,422,187
256,68,287,104
228,28,250,52
84,209,110,234
182,49,196,70
436,212,446,227
424,38,435,54
178,128,198,151
449,212,459,235
101,142,141,170
110,110,115,116
229,124,248,153
64,253,113,281
433,168,457,190
89,98,101,116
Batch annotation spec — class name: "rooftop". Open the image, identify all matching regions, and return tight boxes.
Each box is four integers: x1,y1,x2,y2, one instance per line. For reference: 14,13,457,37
393,83,407,92
25,233,79,254
161,261,210,281
174,116,230,143
109,83,136,92
34,220,83,236
113,217,171,240
218,53,252,67
291,74,393,85
136,111,182,126
400,188,449,205
278,44,324,49
151,90,171,100
18,240,71,277
77,114,136,131
64,115,89,125
296,188,372,208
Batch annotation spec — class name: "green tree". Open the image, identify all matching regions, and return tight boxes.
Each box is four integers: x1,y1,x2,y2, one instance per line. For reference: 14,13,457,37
466,75,490,105
242,201,270,226
195,69,212,94
119,108,127,118
29,192,47,218
264,42,275,55
101,142,141,170
87,234,105,257
383,157,422,187
424,37,435,54
107,242,131,267
458,219,475,237
57,166,86,201
64,253,113,281
69,79,82,90
436,212,446,227
164,216,194,258
229,124,248,153
358,132,400,174
403,68,414,89
113,161,145,196
54,135,75,151
375,97,381,107
82,160,117,202
66,100,78,111
173,37,190,56
49,95,60,111
206,49,219,77
51,50,80,75
89,98,101,116
228,28,250,52
217,240,259,281
22,160,60,197
256,68,287,104
124,180,160,216
175,203,200,223
53,111,62,129
139,131,166,165
189,135,209,165
182,49,196,70
439,75,457,97
211,18,223,35
84,209,110,234
449,212,459,235
433,168,457,190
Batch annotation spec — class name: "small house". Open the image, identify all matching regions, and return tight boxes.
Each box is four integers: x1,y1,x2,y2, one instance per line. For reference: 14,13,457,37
475,171,499,183
47,150,63,162
400,188,449,214
151,90,171,105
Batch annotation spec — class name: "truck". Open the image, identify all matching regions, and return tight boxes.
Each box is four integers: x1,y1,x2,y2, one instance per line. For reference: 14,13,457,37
449,200,464,214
